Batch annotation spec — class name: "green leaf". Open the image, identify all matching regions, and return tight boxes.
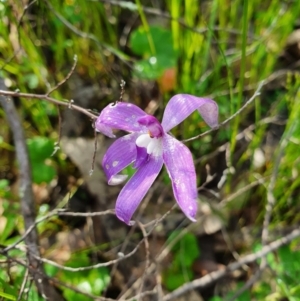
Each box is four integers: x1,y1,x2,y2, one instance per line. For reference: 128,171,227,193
22,73,39,89
44,263,58,278
63,288,93,301
134,55,177,79
278,245,300,279
0,291,16,301
164,231,200,290
27,137,54,162
31,163,56,184
164,268,193,291
130,25,178,79
226,282,251,301
0,214,16,244
167,231,200,261
0,179,9,190
88,268,110,295
0,278,17,300
60,253,110,298
0,179,10,198
27,137,56,184
130,26,174,56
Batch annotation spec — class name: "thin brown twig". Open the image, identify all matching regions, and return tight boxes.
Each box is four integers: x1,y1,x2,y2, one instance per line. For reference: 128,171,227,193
51,105,63,156
116,205,177,300
30,205,175,275
183,80,265,143
109,181,164,297
161,227,300,301
225,262,267,301
46,55,78,96
31,233,145,272
136,222,150,301
0,90,97,119
0,252,115,301
119,79,126,101
236,118,299,301
125,289,157,301
0,49,23,71
2,209,114,253
0,79,63,300
17,266,30,301
195,116,281,165
16,0,38,47
261,123,294,246
90,120,98,175
110,223,138,298
219,176,268,208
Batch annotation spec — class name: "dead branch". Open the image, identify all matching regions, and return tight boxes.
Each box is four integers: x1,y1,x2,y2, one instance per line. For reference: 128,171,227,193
183,80,265,142
162,227,300,301
0,79,63,300
0,89,97,119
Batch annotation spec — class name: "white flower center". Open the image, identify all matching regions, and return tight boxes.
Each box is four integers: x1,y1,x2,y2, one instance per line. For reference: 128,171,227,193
136,134,163,157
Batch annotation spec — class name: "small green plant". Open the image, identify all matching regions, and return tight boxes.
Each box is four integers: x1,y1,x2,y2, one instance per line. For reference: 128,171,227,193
27,136,57,184
59,253,110,301
163,231,200,291
130,25,178,80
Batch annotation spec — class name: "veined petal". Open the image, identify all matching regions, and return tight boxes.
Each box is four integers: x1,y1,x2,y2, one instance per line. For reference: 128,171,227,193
163,134,198,221
102,133,138,185
161,94,219,132
95,122,115,138
133,146,148,169
115,156,163,225
96,102,147,135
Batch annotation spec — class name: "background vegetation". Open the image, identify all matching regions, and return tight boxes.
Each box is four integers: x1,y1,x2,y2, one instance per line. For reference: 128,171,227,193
1,0,300,300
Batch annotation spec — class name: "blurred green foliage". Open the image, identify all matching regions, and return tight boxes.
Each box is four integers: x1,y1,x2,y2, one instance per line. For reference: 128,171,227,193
27,137,56,184
164,231,200,290
130,25,178,79
59,253,110,300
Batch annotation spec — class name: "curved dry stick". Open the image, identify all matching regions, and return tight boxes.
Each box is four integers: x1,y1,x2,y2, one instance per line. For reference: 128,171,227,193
2,209,115,253
183,80,265,142
0,89,97,119
0,79,63,300
0,252,115,301
162,227,300,301
232,120,300,301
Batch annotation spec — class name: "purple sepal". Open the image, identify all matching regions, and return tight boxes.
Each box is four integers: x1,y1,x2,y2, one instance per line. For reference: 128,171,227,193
133,146,149,169
161,94,219,132
96,102,147,135
163,134,198,221
115,156,163,225
102,133,138,185
95,121,115,138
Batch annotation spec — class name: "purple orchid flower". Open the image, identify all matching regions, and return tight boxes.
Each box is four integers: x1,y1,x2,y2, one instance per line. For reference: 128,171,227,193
96,94,218,225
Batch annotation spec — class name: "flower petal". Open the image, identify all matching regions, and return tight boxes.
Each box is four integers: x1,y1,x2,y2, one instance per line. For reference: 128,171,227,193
102,133,138,185
138,115,164,137
163,134,198,221
96,102,147,135
133,146,148,169
136,134,163,157
95,122,116,138
115,156,163,225
161,94,219,132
